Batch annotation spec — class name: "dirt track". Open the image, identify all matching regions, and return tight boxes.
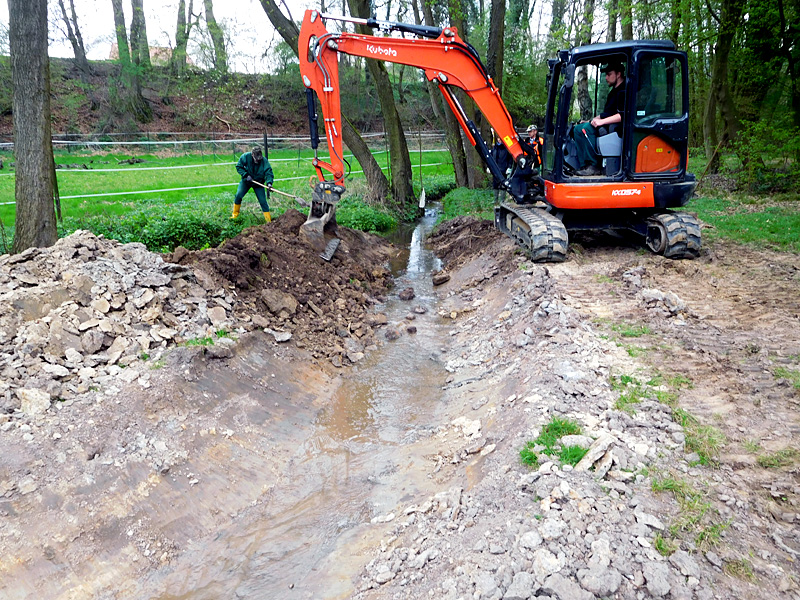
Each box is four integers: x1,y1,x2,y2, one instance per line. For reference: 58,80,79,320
1,215,799,599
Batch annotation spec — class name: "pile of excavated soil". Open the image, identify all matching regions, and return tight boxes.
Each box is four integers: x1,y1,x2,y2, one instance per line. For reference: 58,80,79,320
168,209,399,365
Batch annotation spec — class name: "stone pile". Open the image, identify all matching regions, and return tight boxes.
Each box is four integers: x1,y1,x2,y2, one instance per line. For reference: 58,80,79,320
0,230,232,416
352,259,728,600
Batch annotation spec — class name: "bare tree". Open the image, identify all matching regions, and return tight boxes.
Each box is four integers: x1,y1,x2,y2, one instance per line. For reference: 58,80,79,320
111,0,131,64
257,0,390,203
412,0,468,187
173,0,196,74
486,0,506,93
703,0,745,171
56,0,90,74
9,0,57,252
110,0,151,122
203,0,228,72
349,0,416,208
130,0,152,69
575,0,596,121
447,0,487,188
607,0,618,42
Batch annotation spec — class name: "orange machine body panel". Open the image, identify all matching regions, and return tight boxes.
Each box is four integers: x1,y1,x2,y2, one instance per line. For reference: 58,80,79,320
545,181,655,209
635,135,680,173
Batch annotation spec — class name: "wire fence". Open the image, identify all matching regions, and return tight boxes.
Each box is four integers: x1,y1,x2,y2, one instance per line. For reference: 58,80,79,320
0,132,453,207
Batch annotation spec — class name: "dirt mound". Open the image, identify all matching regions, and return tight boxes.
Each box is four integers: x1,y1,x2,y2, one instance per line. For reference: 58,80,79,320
428,216,504,270
167,209,399,363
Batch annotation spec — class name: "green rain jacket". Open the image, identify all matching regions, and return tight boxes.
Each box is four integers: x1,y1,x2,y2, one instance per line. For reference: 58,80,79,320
236,152,274,185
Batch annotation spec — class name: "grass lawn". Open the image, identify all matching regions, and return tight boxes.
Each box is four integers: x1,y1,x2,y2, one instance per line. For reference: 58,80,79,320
0,146,454,229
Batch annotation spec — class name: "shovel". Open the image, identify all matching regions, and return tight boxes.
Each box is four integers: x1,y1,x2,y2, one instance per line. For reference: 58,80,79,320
249,181,310,208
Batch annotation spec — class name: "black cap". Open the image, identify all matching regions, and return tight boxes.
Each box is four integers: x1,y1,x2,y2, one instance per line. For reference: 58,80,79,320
600,61,625,75
251,145,263,156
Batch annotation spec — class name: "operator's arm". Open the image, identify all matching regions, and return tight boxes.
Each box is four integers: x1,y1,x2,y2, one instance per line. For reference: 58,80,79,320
235,154,249,178
590,112,622,128
591,83,625,128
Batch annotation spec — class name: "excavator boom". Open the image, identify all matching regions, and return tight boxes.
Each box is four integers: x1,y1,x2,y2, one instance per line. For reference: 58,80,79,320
299,10,526,191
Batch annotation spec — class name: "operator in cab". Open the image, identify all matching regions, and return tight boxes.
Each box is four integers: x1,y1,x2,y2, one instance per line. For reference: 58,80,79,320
573,61,626,176
231,145,275,223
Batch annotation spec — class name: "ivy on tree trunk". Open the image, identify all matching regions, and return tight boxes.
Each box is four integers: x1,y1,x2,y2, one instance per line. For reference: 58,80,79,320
9,0,57,253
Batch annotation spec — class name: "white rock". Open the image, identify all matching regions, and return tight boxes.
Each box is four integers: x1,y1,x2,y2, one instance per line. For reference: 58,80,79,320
17,388,51,415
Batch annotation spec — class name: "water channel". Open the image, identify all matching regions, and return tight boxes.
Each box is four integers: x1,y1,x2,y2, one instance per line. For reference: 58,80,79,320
150,206,452,599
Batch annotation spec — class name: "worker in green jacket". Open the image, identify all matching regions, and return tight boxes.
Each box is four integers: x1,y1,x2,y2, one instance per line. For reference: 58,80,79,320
231,145,274,222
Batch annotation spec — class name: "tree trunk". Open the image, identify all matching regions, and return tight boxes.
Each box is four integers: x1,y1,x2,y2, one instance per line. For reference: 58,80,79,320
669,0,681,44
778,0,800,129
57,0,91,74
110,0,151,122
703,0,745,171
575,0,595,120
607,0,618,42
548,0,567,51
172,0,194,74
111,0,131,64
620,0,633,39
448,0,487,189
486,0,506,93
130,0,151,69
349,0,415,208
257,0,390,202
203,0,228,72
414,0,468,187
9,0,57,252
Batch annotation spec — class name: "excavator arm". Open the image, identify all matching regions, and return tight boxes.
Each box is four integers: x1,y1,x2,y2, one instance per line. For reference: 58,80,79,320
298,10,531,194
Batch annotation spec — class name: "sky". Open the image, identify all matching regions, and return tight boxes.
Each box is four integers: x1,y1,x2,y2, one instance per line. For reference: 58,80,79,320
0,0,322,73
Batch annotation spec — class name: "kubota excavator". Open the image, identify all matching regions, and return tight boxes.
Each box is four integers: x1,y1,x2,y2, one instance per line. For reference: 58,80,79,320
298,10,701,262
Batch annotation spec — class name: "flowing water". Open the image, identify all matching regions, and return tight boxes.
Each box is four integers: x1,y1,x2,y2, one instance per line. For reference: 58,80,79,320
146,207,451,599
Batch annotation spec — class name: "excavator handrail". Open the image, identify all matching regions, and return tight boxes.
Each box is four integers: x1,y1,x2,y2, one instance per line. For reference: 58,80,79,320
298,9,528,192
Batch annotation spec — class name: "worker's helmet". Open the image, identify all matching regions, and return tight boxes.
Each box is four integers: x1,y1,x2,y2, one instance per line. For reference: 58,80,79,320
526,124,537,133
251,145,263,157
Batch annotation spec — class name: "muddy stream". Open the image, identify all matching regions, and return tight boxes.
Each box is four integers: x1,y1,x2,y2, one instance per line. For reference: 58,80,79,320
142,208,451,599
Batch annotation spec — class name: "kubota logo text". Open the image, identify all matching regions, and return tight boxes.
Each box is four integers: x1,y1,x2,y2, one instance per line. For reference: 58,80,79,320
367,44,397,57
611,188,643,196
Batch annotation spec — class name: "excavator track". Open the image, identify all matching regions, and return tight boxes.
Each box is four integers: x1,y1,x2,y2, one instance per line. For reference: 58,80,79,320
645,211,702,259
495,203,568,263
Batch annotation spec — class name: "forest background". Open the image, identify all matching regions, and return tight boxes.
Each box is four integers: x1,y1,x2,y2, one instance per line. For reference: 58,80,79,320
0,0,798,250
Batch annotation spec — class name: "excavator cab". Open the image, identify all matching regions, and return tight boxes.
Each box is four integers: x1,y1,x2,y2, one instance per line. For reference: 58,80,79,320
543,41,696,206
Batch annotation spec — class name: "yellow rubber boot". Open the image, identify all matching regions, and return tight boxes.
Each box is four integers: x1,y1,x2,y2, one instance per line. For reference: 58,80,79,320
231,204,241,219
263,212,272,223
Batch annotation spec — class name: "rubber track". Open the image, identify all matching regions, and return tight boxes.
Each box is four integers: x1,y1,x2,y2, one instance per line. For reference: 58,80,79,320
652,211,702,259
500,204,568,263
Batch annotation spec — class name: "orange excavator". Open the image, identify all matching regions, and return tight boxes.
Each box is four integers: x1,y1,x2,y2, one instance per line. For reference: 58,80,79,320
298,10,701,261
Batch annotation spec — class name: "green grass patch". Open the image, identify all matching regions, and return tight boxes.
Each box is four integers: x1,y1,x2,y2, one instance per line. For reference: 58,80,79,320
654,533,678,556
558,445,589,466
695,519,731,552
743,439,762,453
520,417,583,467
610,374,647,413
684,424,726,466
438,187,496,223
774,366,800,389
691,196,800,253
756,447,799,469
611,322,653,338
183,336,216,347
723,558,756,582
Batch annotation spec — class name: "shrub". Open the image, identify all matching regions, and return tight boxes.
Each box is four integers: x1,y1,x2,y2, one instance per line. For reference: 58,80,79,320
729,120,800,193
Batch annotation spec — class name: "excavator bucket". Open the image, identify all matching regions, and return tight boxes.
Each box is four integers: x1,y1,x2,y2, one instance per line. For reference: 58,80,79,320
300,181,345,253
